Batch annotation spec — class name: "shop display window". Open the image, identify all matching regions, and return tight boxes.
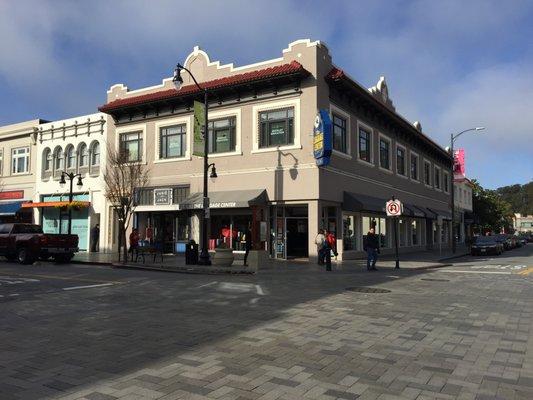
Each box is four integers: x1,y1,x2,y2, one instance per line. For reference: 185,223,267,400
209,214,252,251
342,214,357,251
362,215,388,248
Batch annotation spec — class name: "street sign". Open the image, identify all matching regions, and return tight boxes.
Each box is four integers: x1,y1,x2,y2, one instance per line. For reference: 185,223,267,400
386,199,403,217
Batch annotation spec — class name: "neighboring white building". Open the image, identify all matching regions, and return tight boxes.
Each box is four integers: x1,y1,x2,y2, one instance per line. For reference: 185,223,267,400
514,213,533,233
453,177,473,243
30,113,113,252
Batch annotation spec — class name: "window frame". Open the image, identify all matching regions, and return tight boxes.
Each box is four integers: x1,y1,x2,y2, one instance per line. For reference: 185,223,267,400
378,134,392,172
53,146,63,173
158,124,186,159
65,145,76,170
116,123,146,164
90,141,100,166
356,120,374,166
330,104,351,157
410,150,419,182
434,165,441,191
443,171,450,193
154,116,191,162
396,144,407,177
209,116,238,154
119,131,143,163
11,146,30,175
258,107,294,149
43,148,52,172
423,159,432,187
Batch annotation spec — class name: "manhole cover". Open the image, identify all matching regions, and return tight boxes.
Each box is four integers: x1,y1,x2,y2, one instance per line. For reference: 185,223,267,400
420,278,450,282
345,287,391,293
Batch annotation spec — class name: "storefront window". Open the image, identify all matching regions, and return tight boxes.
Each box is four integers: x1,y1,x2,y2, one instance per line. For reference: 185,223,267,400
342,214,357,251
208,117,236,154
210,213,252,251
399,218,406,247
411,220,418,246
362,216,388,248
259,108,294,148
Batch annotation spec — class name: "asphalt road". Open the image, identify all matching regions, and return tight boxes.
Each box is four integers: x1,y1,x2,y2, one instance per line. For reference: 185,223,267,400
0,245,531,400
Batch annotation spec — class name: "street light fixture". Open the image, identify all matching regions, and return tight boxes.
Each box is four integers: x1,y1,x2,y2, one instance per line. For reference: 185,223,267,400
173,62,213,265
59,171,84,235
450,126,485,253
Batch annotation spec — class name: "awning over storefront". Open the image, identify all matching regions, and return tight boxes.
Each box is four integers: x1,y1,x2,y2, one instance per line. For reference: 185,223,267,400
343,192,387,213
180,189,268,209
0,201,24,216
427,207,452,220
21,201,91,208
403,204,427,218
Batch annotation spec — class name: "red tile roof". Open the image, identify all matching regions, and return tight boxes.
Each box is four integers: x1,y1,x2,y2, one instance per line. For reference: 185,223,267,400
99,61,308,113
326,67,345,81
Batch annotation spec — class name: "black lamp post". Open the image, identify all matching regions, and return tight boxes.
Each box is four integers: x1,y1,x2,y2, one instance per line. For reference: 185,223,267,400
173,63,217,265
59,172,83,235
450,127,484,253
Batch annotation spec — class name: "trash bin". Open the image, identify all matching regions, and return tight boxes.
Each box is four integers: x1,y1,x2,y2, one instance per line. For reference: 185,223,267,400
185,240,199,265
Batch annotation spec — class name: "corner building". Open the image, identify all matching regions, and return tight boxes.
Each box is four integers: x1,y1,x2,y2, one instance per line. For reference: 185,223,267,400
99,39,452,261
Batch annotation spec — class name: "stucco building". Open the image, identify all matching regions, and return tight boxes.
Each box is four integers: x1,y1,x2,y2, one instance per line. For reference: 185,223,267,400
99,39,453,261
0,119,43,223
514,213,533,234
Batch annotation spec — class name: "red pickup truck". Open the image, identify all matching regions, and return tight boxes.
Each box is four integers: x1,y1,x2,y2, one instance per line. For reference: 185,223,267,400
0,223,79,264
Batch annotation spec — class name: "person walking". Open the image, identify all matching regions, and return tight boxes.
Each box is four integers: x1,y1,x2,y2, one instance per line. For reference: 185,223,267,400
363,227,379,271
90,223,100,252
243,224,252,266
315,229,326,265
129,228,140,262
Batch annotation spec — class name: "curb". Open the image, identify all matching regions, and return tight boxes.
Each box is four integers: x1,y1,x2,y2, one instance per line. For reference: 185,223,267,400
437,252,470,262
71,260,114,266
111,263,256,275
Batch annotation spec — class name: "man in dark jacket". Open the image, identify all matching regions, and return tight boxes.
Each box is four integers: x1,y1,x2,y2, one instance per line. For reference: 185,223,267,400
363,228,379,271
243,224,252,266
90,224,100,252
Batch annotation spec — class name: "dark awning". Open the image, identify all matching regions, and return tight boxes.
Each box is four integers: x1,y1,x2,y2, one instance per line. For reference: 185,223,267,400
403,204,427,218
427,207,452,220
343,192,386,213
0,201,23,216
180,189,268,210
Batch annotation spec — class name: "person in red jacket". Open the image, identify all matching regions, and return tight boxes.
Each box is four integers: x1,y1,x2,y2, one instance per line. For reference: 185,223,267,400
324,231,337,271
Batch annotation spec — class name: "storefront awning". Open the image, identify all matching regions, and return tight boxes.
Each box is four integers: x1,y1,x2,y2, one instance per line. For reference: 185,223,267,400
403,204,427,218
343,192,387,213
21,201,91,208
427,207,452,220
0,201,24,216
180,189,268,209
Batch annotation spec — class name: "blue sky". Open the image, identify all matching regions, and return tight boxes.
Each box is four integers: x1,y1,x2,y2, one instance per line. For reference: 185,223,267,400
1,0,532,189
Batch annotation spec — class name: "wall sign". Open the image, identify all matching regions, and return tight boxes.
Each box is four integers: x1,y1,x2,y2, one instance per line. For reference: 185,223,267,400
154,188,172,205
0,190,24,200
313,109,332,167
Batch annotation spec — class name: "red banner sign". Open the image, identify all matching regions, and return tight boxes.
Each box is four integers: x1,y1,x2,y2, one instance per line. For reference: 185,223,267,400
0,190,24,200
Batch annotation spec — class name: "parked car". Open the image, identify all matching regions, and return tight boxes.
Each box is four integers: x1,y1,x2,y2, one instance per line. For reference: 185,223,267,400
0,223,79,264
471,236,504,256
494,234,513,250
517,236,528,246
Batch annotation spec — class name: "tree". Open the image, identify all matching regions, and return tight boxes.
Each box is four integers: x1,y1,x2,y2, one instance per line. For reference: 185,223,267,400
471,180,514,234
496,181,533,215
104,145,149,262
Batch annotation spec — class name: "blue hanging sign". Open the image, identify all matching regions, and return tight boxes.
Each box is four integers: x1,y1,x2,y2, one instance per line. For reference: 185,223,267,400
313,109,332,166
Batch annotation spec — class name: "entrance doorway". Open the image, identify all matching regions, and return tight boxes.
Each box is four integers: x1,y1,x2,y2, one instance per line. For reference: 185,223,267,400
285,218,308,258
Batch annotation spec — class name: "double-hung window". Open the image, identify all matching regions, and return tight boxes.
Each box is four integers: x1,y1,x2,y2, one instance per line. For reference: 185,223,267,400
443,172,449,192
379,138,390,170
424,161,431,186
332,113,347,153
434,167,441,190
160,124,186,158
91,142,100,166
65,146,76,169
79,143,88,167
410,153,418,180
259,108,294,148
120,132,143,162
358,127,371,162
11,147,29,174
208,117,236,154
396,147,406,176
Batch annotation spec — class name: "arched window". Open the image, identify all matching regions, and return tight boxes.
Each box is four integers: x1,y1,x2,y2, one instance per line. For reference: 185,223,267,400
43,148,52,171
78,143,88,167
65,145,76,169
90,141,100,166
53,146,63,172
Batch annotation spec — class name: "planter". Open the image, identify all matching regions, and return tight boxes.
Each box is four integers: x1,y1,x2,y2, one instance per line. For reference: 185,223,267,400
212,247,234,267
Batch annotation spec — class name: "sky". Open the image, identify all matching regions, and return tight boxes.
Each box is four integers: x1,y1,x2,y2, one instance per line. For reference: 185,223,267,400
0,0,532,189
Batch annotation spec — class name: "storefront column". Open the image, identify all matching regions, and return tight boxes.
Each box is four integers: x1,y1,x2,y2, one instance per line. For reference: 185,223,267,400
308,200,320,262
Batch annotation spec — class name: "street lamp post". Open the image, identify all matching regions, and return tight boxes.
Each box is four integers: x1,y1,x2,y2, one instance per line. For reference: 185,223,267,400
450,127,484,253
59,172,83,235
173,63,217,265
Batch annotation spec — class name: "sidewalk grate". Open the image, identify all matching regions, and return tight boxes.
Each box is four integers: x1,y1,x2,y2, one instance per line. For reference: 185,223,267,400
345,287,391,293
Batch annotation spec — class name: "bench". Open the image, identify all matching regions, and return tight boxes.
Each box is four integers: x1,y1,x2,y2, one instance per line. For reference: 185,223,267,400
133,243,164,264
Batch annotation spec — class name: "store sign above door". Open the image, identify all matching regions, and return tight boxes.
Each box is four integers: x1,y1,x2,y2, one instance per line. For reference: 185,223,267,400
313,110,332,167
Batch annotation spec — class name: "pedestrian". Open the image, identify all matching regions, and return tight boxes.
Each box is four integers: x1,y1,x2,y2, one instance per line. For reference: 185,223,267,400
363,227,379,271
243,224,252,266
90,223,100,252
326,230,338,259
129,228,140,261
145,225,153,244
315,229,326,265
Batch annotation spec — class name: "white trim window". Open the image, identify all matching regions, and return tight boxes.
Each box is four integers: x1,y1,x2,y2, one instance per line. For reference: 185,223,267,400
434,166,441,190
259,108,294,148
90,141,100,166
159,125,186,159
43,148,52,171
424,160,431,186
65,145,76,170
11,147,30,174
209,117,237,154
79,143,89,167
410,152,419,181
379,135,391,170
396,145,406,176
120,131,143,162
358,123,373,164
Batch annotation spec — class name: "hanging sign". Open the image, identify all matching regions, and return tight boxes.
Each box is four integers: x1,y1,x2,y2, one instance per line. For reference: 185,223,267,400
386,199,403,217
193,100,205,156
313,109,332,167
